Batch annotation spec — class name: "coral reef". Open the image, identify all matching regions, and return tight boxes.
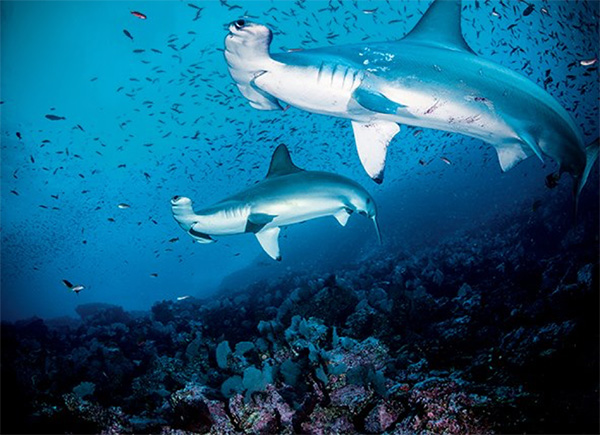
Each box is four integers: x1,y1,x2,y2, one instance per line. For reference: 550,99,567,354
1,193,598,434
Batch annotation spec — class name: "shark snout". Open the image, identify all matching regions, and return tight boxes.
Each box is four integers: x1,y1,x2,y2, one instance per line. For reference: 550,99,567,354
228,19,247,34
171,196,191,206
226,20,271,42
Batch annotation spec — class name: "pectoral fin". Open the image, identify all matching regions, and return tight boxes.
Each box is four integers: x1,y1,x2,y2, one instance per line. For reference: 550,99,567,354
246,213,278,233
189,227,216,243
351,120,400,183
352,86,407,115
333,208,353,227
250,71,284,110
255,227,281,261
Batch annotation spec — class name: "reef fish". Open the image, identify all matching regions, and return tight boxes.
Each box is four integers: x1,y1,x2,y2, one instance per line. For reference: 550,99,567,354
62,279,85,294
171,145,380,260
224,0,598,204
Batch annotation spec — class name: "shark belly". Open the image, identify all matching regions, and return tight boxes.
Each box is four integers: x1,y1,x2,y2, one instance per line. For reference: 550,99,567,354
377,45,586,169
269,43,585,174
196,202,251,236
241,172,359,229
255,61,366,118
258,196,345,229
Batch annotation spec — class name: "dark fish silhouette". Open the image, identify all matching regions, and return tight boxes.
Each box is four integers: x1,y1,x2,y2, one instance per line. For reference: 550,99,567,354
45,114,65,121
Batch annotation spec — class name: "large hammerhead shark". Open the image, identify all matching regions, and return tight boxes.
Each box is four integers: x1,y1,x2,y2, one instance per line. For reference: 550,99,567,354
171,145,380,260
224,0,598,205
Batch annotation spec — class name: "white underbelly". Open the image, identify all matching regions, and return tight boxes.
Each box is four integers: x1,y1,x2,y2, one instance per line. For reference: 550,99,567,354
256,63,364,117
202,206,250,236
376,84,515,144
255,197,342,229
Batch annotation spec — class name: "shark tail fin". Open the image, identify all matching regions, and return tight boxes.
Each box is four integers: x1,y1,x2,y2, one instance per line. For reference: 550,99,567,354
372,216,382,245
573,137,599,215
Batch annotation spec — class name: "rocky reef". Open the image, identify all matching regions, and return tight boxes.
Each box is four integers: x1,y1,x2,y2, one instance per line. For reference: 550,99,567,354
2,190,598,434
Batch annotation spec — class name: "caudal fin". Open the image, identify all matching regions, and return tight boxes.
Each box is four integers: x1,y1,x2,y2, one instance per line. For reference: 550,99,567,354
574,138,599,213
372,216,382,244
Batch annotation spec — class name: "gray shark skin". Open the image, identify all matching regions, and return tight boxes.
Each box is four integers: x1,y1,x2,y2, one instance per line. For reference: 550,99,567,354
171,145,380,260
224,0,598,204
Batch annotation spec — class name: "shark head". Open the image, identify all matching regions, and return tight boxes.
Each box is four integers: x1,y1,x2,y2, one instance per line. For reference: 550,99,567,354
224,20,282,110
171,196,215,243
226,19,272,48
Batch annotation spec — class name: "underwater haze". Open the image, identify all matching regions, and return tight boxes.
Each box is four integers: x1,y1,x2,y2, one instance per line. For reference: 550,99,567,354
1,0,599,433
1,0,598,320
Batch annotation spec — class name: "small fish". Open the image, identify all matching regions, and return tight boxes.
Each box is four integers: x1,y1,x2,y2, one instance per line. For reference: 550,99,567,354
150,273,158,278
168,237,179,243
580,58,597,67
16,132,22,140
71,285,85,294
117,203,130,209
123,29,134,40
362,8,377,14
440,157,452,165
522,4,534,16
45,114,65,121
131,11,147,19
62,279,85,294
177,295,191,301
107,217,116,222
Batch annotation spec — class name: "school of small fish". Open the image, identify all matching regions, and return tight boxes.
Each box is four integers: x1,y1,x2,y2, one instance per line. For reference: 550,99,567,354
1,0,597,293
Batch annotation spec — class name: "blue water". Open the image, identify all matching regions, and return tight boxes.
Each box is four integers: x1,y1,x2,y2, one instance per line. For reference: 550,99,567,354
1,0,598,321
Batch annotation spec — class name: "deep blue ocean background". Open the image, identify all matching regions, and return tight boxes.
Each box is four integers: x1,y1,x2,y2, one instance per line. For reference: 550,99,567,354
1,1,599,433
1,0,597,321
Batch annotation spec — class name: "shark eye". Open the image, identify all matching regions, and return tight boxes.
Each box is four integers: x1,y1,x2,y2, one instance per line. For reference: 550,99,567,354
234,19,245,29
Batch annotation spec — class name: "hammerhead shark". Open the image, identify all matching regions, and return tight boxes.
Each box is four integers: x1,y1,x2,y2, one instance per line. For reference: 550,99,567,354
224,0,598,204
171,145,380,260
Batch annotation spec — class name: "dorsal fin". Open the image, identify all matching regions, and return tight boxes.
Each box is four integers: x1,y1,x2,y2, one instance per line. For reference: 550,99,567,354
402,0,474,54
266,144,304,178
